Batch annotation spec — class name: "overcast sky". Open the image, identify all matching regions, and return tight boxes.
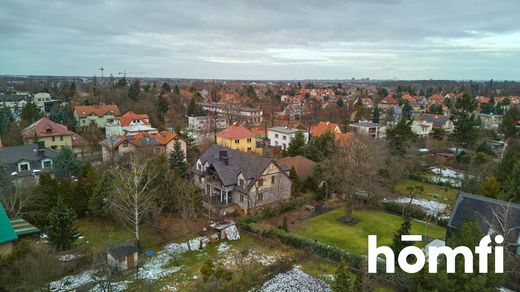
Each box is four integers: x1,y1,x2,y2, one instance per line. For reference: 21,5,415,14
1,0,520,80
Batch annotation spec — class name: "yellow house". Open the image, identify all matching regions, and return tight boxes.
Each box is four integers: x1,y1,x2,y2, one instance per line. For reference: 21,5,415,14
215,123,260,154
21,117,90,157
74,105,121,128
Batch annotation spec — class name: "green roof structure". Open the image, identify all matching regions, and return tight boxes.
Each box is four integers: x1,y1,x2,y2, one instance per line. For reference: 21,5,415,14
10,218,41,236
0,204,17,244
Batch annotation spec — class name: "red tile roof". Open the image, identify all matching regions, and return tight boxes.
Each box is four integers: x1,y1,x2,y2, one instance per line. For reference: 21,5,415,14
102,131,182,149
401,92,416,103
216,123,254,139
381,95,398,105
310,121,341,137
117,111,150,127
74,105,121,118
21,117,74,138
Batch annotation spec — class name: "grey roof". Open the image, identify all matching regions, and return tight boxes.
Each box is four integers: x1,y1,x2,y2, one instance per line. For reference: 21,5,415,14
418,114,450,128
0,94,31,102
192,144,272,188
448,192,520,239
0,144,58,176
108,241,138,258
268,127,304,135
350,122,381,128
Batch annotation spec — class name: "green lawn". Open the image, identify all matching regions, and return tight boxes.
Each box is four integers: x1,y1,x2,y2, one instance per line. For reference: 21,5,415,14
76,219,163,253
394,179,459,205
293,208,446,255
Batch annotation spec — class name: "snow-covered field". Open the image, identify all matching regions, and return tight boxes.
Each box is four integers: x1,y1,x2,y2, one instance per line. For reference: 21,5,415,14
428,167,465,187
262,267,332,292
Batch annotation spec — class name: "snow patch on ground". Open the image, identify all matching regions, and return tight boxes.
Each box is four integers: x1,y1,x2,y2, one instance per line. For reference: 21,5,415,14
218,249,279,267
50,269,96,291
57,254,79,262
388,197,451,220
262,267,332,292
429,167,464,179
217,242,231,253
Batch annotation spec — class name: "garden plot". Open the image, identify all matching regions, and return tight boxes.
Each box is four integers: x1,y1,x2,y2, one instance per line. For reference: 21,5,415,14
49,236,209,291
262,267,332,292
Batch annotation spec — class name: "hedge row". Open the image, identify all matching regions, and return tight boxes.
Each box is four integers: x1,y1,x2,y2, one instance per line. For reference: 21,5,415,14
382,201,449,227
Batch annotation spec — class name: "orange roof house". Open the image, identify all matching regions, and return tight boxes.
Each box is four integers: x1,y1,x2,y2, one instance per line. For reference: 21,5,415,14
381,95,398,105
21,117,74,138
400,92,417,103
117,111,150,127
216,123,260,153
100,130,187,162
74,105,121,128
310,121,342,137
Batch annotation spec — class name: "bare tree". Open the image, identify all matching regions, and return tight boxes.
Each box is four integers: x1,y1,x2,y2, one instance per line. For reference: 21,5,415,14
176,178,201,251
112,157,157,243
0,183,32,217
321,136,385,222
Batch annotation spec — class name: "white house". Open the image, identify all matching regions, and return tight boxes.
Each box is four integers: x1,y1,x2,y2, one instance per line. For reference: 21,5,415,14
267,127,309,150
349,122,386,139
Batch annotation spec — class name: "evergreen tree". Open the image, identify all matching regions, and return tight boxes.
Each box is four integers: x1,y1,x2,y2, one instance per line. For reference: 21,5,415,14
391,217,412,254
501,106,519,138
0,106,14,137
169,140,188,178
187,97,197,116
161,82,171,93
54,147,83,180
20,102,41,124
386,119,416,155
503,161,520,202
286,131,306,157
289,166,300,195
47,202,80,251
428,103,444,115
333,257,354,292
157,94,169,122
479,176,502,199
372,106,380,123
174,84,180,94
88,171,114,217
49,104,76,131
282,216,289,232
450,91,479,151
128,80,141,101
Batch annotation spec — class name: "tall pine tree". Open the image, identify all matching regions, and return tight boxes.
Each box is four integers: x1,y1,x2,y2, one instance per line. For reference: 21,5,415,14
333,257,354,292
391,217,412,254
169,140,188,178
47,202,80,251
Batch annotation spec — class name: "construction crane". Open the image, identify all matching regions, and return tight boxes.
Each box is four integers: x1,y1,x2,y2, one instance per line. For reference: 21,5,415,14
98,66,104,78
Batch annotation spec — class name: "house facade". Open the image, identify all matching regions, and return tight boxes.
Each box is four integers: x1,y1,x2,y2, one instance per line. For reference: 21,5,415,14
100,130,187,162
0,143,58,184
215,123,260,153
199,102,263,126
74,105,121,128
349,121,386,139
267,127,309,150
192,145,292,216
411,114,453,136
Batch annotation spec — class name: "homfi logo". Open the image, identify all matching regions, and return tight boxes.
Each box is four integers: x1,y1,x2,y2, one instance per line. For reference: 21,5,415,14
367,235,504,274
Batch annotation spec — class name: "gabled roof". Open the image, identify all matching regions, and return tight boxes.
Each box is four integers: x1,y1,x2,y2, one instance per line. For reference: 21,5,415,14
277,155,315,180
401,92,416,103
381,95,398,105
310,121,341,137
416,114,450,128
101,131,182,150
117,111,150,127
216,123,255,139
0,144,58,165
74,105,121,118
448,192,520,239
192,145,272,187
0,204,17,244
21,117,74,138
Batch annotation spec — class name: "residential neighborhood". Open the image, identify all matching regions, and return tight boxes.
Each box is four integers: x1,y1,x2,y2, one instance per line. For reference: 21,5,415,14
2,1,520,291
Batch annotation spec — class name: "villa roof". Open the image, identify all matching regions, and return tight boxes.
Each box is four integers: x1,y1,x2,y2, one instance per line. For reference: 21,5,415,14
117,111,150,127
216,123,255,139
21,117,74,138
311,121,341,137
74,105,121,118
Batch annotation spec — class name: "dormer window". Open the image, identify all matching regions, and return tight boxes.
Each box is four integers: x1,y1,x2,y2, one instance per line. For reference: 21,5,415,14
239,179,245,188
18,162,30,171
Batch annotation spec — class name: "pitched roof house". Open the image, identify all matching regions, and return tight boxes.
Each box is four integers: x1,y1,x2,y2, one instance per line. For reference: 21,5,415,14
0,143,58,181
448,192,520,288
100,131,186,162
192,145,292,216
310,121,341,137
74,105,121,128
277,155,315,181
216,123,260,153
